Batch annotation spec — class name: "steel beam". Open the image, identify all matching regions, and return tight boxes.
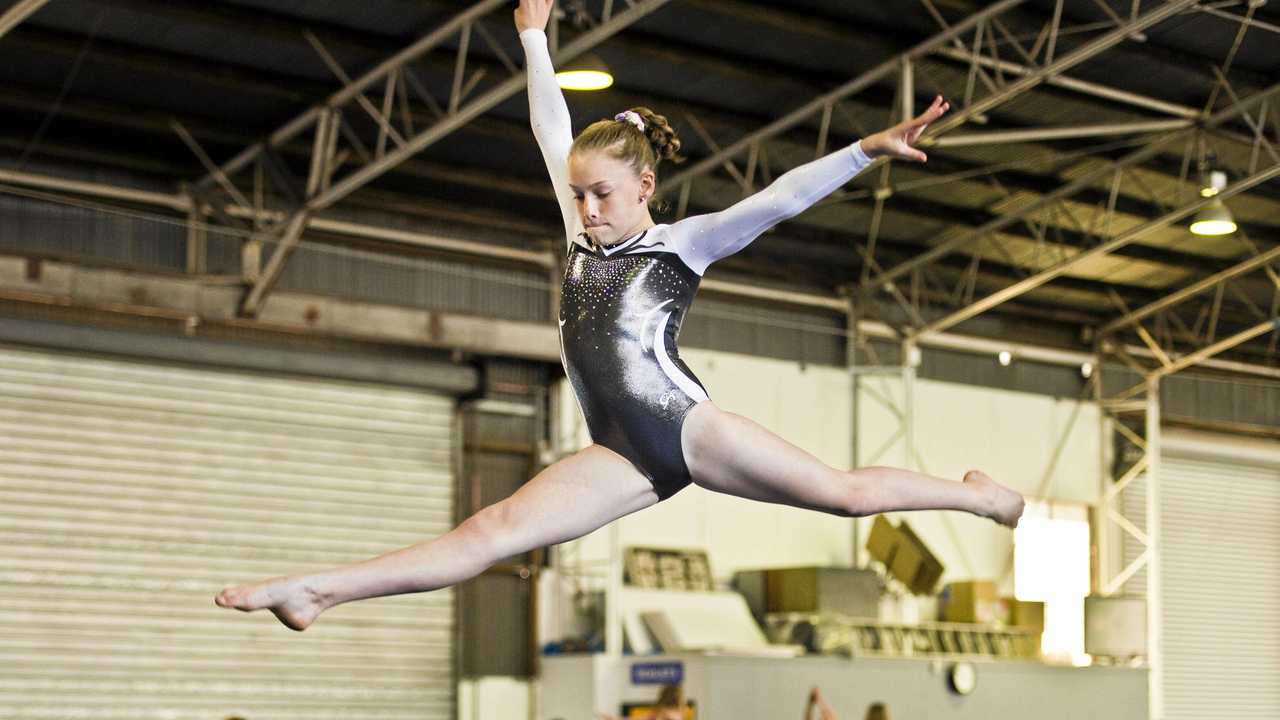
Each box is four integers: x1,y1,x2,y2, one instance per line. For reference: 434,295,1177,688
231,0,673,315
932,44,1199,120
663,0,1195,201
1144,378,1162,720
933,119,1193,147
1148,319,1280,379
870,79,1280,296
658,0,1028,196
9,165,1280,381
919,0,1199,139
0,0,50,39
1101,245,1280,336
200,0,508,187
874,79,1280,303
912,159,1280,339
866,130,1191,293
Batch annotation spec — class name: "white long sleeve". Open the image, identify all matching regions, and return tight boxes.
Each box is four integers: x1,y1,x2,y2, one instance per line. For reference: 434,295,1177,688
668,141,874,275
520,28,582,249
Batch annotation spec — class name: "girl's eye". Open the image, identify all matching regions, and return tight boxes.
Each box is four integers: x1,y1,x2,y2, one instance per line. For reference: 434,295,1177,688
598,192,611,198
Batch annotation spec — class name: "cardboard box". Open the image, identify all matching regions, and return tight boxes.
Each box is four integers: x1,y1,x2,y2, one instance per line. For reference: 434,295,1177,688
735,567,883,620
865,516,945,596
941,580,999,624
999,597,1045,631
866,515,899,567
897,521,944,595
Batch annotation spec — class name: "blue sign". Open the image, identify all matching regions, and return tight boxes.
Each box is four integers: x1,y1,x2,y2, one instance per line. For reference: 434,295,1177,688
631,662,683,685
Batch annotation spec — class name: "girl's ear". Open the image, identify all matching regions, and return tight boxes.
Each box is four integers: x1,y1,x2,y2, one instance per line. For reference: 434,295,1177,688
639,167,656,196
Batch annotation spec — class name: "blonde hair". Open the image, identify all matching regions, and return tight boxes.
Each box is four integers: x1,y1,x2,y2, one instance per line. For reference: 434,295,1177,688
570,107,684,178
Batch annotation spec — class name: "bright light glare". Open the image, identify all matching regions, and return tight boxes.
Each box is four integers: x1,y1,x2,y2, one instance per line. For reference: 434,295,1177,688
998,350,1012,366
1189,219,1237,236
1015,514,1090,664
556,70,613,91
1015,516,1089,599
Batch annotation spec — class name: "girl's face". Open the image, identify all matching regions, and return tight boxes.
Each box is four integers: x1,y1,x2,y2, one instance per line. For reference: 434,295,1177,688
568,149,655,246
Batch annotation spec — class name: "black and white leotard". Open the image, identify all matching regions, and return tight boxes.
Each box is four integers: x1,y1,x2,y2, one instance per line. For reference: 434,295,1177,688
521,29,872,499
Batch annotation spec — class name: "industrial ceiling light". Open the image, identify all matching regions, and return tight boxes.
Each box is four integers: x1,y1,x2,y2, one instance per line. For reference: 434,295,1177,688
556,54,613,91
1190,200,1237,235
1191,170,1237,236
998,350,1013,366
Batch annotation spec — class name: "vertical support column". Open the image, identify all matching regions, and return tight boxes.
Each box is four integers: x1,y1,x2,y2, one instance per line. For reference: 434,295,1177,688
900,56,915,123
1145,376,1163,720
1094,349,1113,595
606,522,623,658
547,246,564,463
241,240,262,283
902,339,919,473
182,187,207,276
846,292,864,567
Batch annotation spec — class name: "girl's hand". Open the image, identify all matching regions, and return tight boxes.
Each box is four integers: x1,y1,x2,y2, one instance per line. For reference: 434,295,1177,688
861,94,949,163
515,0,555,33
806,686,839,720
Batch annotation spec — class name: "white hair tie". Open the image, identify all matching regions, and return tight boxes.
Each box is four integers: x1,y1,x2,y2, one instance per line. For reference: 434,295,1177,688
614,110,645,133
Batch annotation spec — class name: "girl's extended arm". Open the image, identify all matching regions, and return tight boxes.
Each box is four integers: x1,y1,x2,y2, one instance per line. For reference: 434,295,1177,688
670,142,873,275
519,24,581,248
671,95,950,275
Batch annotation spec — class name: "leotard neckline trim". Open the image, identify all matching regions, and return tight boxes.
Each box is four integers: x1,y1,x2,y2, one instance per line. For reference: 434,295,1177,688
577,227,660,256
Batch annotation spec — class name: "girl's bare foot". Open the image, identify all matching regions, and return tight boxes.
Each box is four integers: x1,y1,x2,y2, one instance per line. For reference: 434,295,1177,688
215,575,329,631
963,469,1025,528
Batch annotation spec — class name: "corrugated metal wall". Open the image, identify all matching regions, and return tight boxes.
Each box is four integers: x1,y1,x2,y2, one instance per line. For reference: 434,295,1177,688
1106,367,1280,431
0,343,457,719
1158,454,1280,720
1122,439,1280,720
683,295,846,366
0,194,186,271
5,183,1279,425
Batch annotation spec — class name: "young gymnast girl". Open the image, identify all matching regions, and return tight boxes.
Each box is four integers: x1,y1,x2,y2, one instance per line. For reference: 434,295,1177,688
215,0,1024,631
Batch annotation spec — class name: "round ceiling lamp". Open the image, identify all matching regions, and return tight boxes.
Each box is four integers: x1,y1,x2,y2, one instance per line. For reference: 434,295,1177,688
556,54,613,91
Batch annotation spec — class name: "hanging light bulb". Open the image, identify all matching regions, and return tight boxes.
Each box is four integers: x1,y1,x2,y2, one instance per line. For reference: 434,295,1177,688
1191,170,1236,235
556,53,613,91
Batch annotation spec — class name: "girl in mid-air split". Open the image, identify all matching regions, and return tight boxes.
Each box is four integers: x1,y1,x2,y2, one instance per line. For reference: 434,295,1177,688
216,0,1024,631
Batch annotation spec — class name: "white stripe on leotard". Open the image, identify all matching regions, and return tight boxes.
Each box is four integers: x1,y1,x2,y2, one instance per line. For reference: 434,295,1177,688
653,310,708,403
640,299,674,353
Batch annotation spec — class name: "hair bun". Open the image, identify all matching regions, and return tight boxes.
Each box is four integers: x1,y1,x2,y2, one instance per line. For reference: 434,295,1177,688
631,107,685,165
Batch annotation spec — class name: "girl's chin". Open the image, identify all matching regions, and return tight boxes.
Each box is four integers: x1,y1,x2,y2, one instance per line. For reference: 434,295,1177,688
587,230,622,246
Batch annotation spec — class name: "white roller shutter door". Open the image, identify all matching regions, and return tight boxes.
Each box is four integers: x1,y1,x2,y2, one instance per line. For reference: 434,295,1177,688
1123,430,1280,720
0,343,456,719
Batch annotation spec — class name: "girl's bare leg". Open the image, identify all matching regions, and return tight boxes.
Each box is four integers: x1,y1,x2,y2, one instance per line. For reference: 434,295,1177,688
680,401,1024,527
215,444,659,630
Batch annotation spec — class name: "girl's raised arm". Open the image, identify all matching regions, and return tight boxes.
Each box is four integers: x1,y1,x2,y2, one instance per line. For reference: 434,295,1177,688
517,0,581,248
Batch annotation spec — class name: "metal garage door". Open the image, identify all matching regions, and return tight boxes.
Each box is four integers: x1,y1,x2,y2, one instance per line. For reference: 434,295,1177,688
1125,431,1280,720
0,343,456,719
1158,444,1280,720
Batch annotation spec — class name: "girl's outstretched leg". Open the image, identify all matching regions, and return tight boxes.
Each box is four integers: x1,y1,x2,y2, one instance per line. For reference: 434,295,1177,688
680,401,1024,527
215,444,659,630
